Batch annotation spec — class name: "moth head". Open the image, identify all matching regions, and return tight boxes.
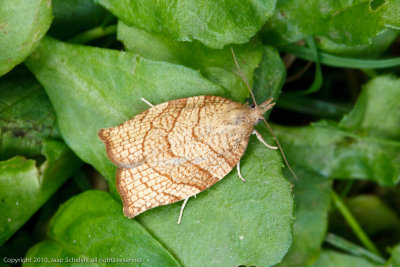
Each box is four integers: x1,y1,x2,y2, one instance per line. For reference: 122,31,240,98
248,98,275,124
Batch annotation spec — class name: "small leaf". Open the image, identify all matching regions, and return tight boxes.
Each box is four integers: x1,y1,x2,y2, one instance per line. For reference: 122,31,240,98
138,135,294,266
277,167,332,267
0,140,82,245
117,21,263,101
0,0,52,76
313,250,381,267
0,67,59,160
25,190,180,266
25,36,227,197
95,0,277,48
262,0,400,47
273,76,400,186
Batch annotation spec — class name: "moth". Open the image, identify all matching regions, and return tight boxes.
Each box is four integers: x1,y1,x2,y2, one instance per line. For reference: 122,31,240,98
98,49,292,223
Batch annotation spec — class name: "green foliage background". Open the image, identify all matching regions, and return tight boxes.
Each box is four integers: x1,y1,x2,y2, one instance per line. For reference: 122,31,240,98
0,0,400,266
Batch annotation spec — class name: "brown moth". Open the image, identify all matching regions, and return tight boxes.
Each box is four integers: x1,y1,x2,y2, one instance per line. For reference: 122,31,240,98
98,96,276,219
98,49,293,223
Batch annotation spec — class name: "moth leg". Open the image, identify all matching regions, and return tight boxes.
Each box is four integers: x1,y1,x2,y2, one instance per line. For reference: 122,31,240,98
140,97,154,107
236,161,246,182
252,130,278,150
177,197,190,225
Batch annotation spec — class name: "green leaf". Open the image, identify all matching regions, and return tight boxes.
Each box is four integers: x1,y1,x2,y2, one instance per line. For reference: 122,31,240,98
137,135,294,266
0,67,59,160
253,46,286,106
0,0,52,76
95,0,277,48
274,122,400,185
313,250,382,267
0,140,82,245
117,21,263,102
0,66,81,245
262,0,400,47
315,29,399,58
339,76,400,140
273,76,400,186
386,244,400,267
25,36,227,197
26,37,294,265
25,190,180,266
277,167,332,267
48,0,110,40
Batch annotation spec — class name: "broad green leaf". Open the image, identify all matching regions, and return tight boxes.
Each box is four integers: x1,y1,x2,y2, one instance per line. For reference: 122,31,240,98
95,0,277,48
117,21,263,101
26,37,294,265
137,135,294,266
277,168,332,267
48,0,110,39
315,29,399,58
25,36,227,197
24,190,180,266
0,140,81,245
273,76,400,186
0,67,59,160
0,0,52,76
262,0,400,47
313,250,381,267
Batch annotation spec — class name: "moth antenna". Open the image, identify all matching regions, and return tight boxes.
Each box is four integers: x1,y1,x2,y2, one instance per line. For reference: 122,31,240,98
231,47,297,180
231,47,297,181
231,47,258,107
261,117,298,180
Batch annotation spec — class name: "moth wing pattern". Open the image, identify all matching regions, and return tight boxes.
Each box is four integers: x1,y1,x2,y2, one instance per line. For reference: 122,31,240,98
99,96,253,217
98,101,168,168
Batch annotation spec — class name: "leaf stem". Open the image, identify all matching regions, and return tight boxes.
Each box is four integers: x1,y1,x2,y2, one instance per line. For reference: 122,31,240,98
340,180,355,197
294,36,323,95
325,233,386,264
330,190,382,257
68,25,117,44
280,44,400,69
